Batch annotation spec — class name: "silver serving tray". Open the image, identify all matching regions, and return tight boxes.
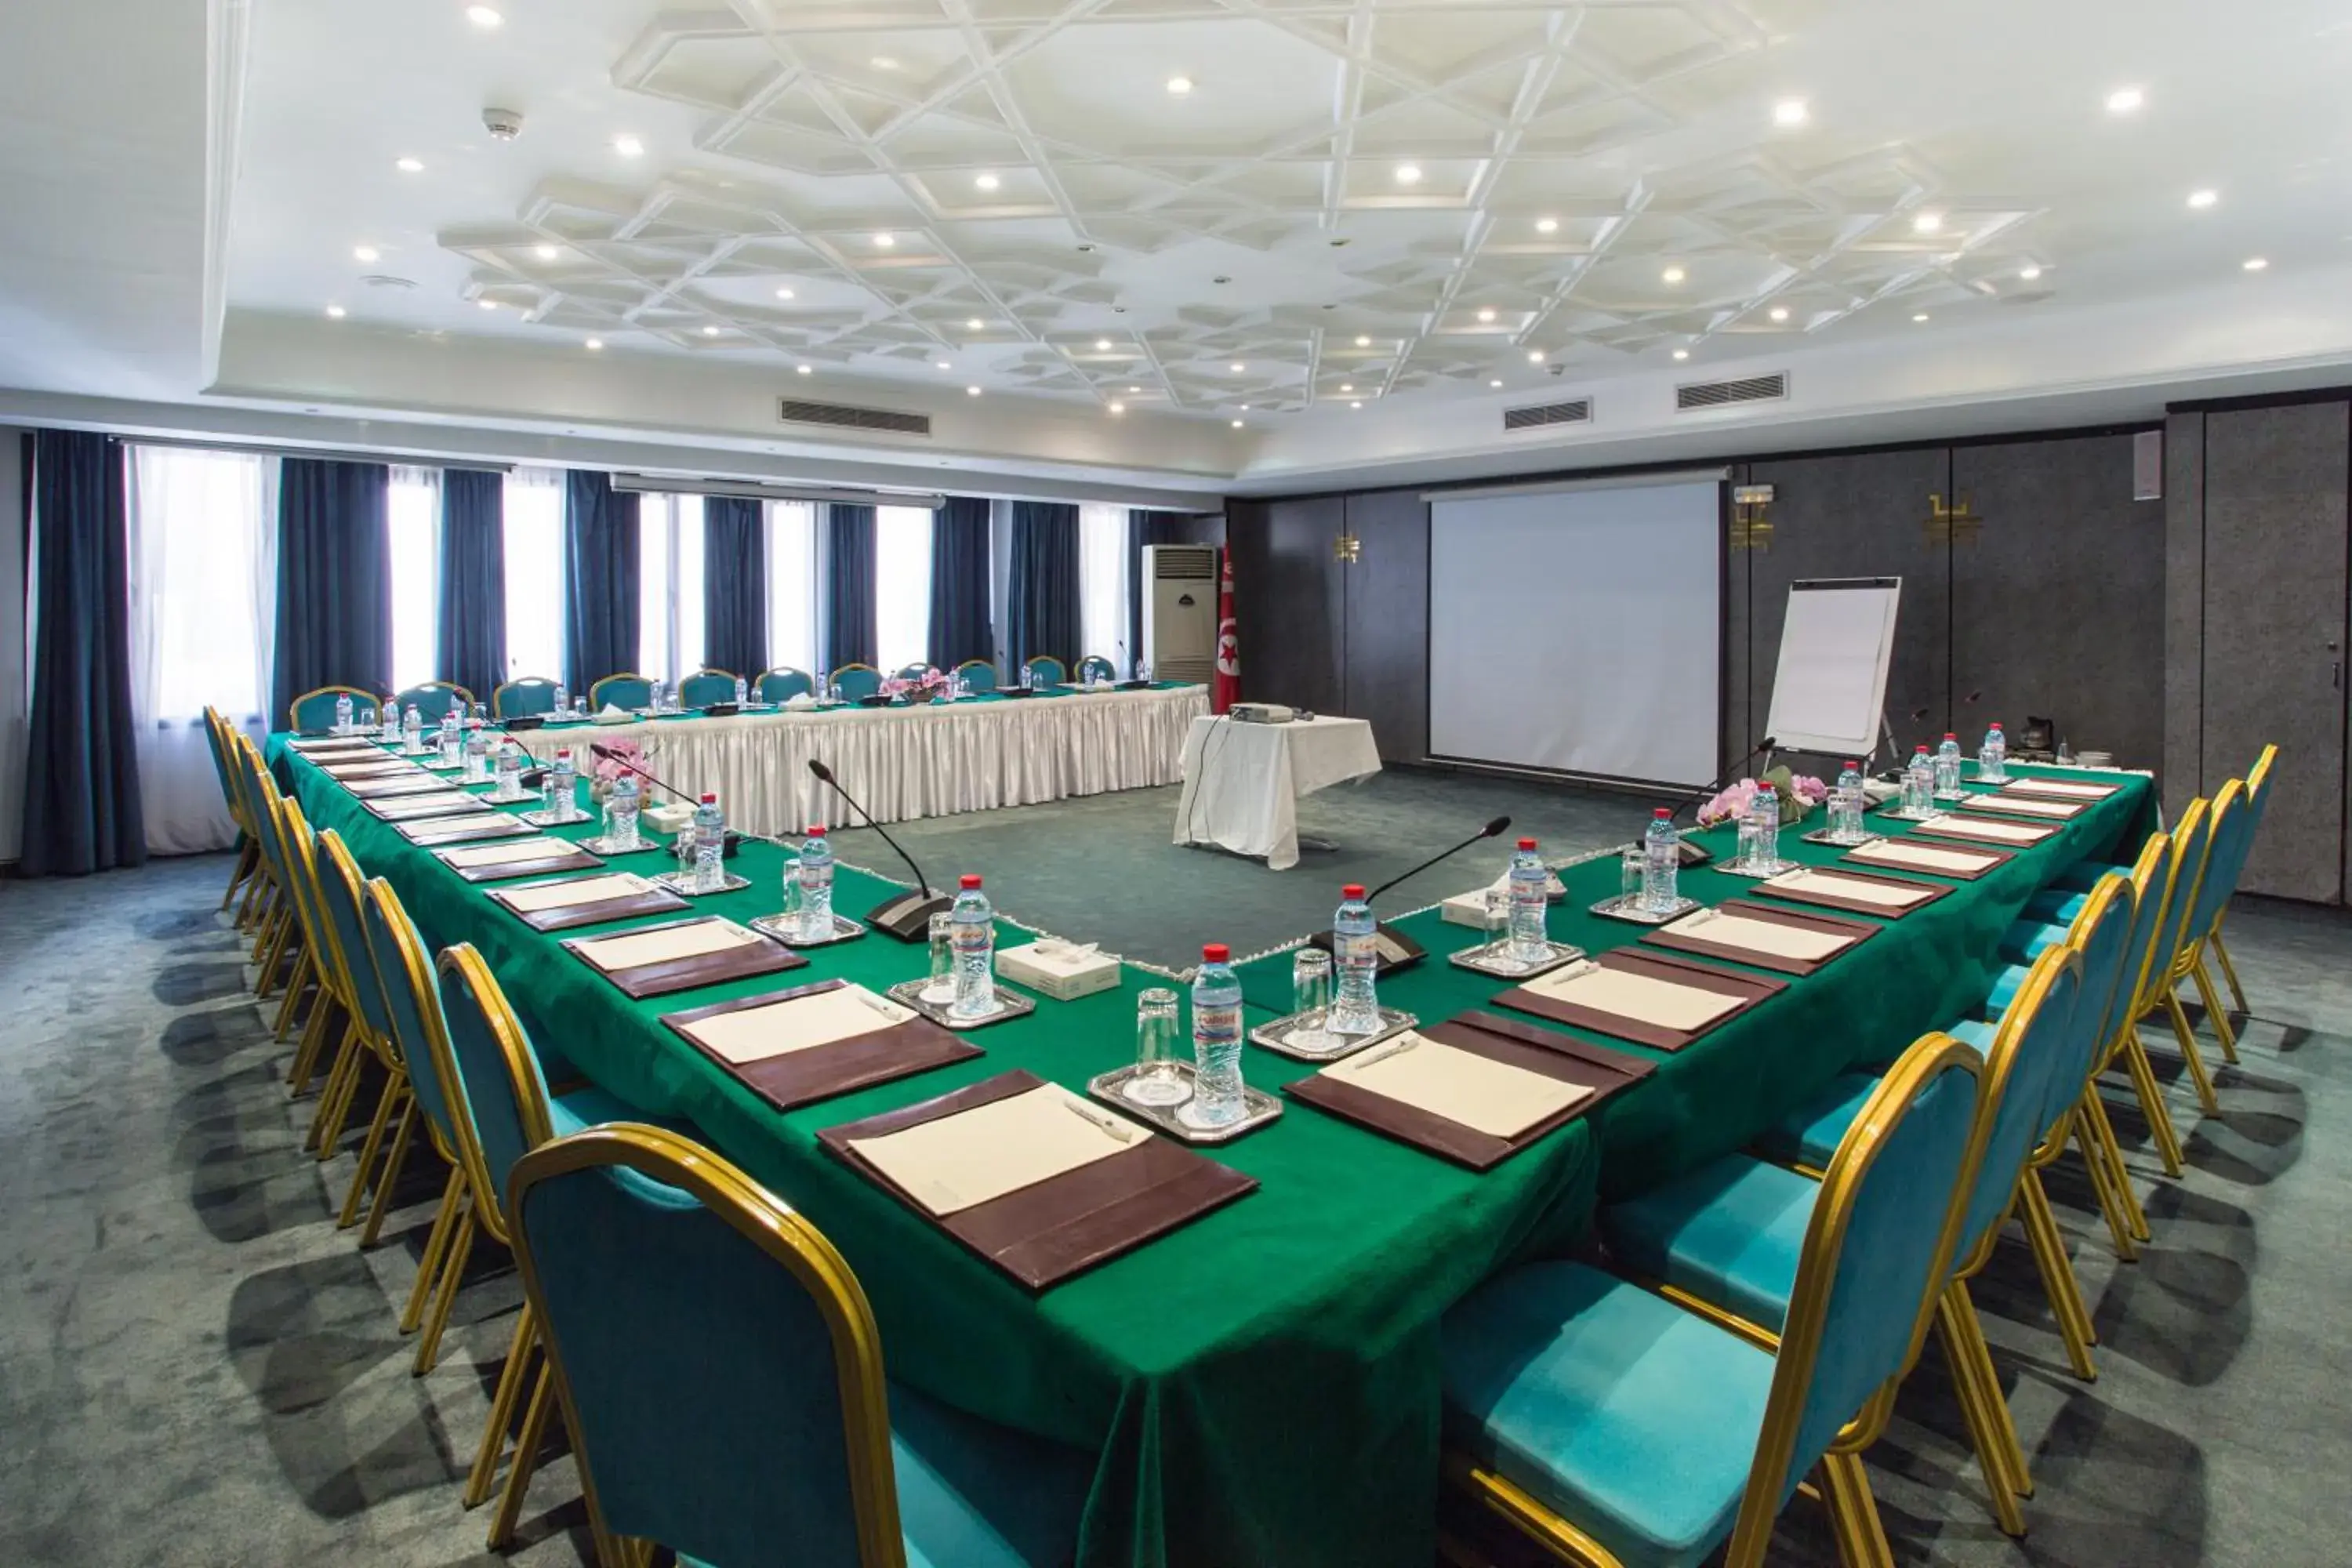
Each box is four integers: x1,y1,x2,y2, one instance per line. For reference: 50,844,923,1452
1876,806,1943,823
1802,827,1883,848
747,912,869,948
1250,1004,1415,1062
885,978,1037,1030
483,787,538,806
517,806,595,829
1714,856,1802,880
648,869,753,897
1087,1062,1280,1144
1590,893,1704,926
1448,938,1586,979
576,834,667,857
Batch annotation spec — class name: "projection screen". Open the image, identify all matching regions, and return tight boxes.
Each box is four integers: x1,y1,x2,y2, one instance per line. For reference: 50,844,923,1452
1428,475,1722,788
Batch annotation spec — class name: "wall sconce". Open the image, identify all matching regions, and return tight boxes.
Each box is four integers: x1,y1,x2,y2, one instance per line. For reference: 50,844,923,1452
1730,483,1774,551
1332,532,1362,563
1926,492,1982,546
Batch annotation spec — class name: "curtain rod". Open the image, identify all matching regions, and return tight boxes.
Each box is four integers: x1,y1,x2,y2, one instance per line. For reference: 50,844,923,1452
610,473,946,510
122,434,513,474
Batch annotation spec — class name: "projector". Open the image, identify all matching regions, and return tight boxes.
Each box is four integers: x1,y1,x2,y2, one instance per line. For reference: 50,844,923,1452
1229,703,1296,724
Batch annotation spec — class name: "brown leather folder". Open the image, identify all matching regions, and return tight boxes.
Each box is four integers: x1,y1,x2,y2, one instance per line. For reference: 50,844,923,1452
818,1069,1256,1290
1749,866,1951,919
1639,899,1878,978
397,816,539,847
1960,794,2089,821
485,870,688,929
1996,779,2122,802
664,979,982,1112
1838,839,2013,882
1492,947,1786,1052
561,916,808,999
1910,815,2060,848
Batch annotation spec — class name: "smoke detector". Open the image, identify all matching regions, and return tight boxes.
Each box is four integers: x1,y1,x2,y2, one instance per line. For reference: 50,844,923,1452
483,107,524,140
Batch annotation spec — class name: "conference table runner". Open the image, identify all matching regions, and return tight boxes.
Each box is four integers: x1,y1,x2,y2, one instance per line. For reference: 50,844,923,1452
500,683,1207,838
273,739,2150,1568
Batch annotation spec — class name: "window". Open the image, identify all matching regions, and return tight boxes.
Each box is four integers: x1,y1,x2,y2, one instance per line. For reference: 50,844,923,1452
874,504,933,673
503,468,565,681
387,466,441,692
639,492,706,681
1079,503,1131,673
127,445,274,723
766,501,818,673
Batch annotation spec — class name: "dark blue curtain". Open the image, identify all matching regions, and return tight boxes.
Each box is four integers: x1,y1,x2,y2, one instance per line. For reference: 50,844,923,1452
20,430,145,876
702,496,766,677
273,457,391,723
563,470,639,690
436,468,506,703
926,495,993,671
1127,509,1186,672
823,503,876,670
1006,500,1080,670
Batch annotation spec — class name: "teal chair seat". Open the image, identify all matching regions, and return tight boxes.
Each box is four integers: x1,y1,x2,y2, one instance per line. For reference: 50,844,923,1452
1441,1261,1777,1568
1983,961,2037,1016
548,1083,666,1140
2000,920,2070,963
1599,1158,1811,1334
2025,887,2091,924
1751,1073,1881,1171
890,1380,1092,1568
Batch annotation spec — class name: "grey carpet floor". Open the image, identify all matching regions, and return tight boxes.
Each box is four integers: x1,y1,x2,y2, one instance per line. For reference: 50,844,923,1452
1,844,2349,1566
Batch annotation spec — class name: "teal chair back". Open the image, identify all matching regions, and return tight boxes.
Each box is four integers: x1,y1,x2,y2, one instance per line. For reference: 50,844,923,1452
310,831,399,1050
394,682,474,724
757,667,813,703
494,677,561,718
1958,950,2082,1264
831,665,881,702
1023,655,1065,687
201,710,239,817
590,674,655,711
952,659,996,694
434,942,561,1211
1076,655,1115,684
892,663,930,683
679,669,739,708
508,1124,906,1566
2183,782,2249,940
2038,874,2134,1130
289,685,380,732
2150,799,2214,985
353,873,469,1161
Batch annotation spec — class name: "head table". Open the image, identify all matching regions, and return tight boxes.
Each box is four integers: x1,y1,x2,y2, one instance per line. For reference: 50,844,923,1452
273,735,2153,1568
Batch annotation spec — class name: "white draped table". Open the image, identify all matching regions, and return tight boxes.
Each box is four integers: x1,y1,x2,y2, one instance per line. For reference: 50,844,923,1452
1171,714,1383,870
506,685,1207,837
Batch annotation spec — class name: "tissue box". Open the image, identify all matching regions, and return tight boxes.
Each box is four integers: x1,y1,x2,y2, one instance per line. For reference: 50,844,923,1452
997,940,1122,1001
1440,868,1570,927
644,802,696,834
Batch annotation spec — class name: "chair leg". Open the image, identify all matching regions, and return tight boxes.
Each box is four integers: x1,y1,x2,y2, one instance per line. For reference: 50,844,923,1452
338,1074,408,1230
358,1098,420,1249
2118,1025,2187,1177
2190,954,2241,1065
489,1360,556,1551
306,1022,367,1159
413,1204,477,1377
1933,1291,2028,1536
1818,1451,1896,1568
220,840,260,911
285,996,339,1096
466,1304,539,1509
235,867,266,929
2070,1113,2139,1263
270,949,316,1042
401,1169,465,1334
2209,927,2252,1015
2080,1087,2152,1244
253,908,292,993
1947,1279,2033,1499
2017,1169,2098,1381
2161,993,2223,1116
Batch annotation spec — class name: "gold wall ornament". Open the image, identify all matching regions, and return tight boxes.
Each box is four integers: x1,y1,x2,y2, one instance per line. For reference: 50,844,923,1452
1926,492,1982,546
1332,532,1361,564
1730,484,1775,552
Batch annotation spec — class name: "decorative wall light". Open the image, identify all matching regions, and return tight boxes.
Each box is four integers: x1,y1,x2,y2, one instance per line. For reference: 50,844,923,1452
1730,483,1775,551
1926,492,1981,546
1332,532,1362,563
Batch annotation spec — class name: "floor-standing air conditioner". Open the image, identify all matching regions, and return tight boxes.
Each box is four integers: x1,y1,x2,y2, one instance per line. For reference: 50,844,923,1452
1142,545,1218,684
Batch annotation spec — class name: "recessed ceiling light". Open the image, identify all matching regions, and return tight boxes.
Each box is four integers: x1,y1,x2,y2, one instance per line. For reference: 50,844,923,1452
967,386,982,397
775,286,795,299
354,245,380,263
1912,312,1930,322
1230,361,1246,372
1231,419,1244,429
1240,404,1250,411
874,233,895,249
975,172,1000,191
1489,379,1503,388
1773,97,1808,126
1911,212,1943,234
797,363,812,375
466,5,502,27
478,298,498,310
871,56,899,71
1527,350,1544,364
1661,266,1686,283
395,156,424,173
2244,256,2269,270
1672,349,1690,361
2020,264,2043,280
325,305,347,318
935,360,952,370
585,338,603,350
967,318,985,331
1355,335,1370,347
613,134,644,158
1339,383,1353,393
1769,306,1789,321
1535,216,1558,234
1166,74,1192,96
1127,385,1141,393
1094,338,1112,350
701,325,720,337
1394,163,1423,185
1476,307,1495,322
1350,401,1362,410
2187,189,2218,209
534,243,560,261
2106,85,2145,114
1109,401,1126,414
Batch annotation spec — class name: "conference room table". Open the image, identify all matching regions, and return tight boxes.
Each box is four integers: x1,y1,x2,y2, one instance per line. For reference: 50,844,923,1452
272,739,2154,1568
500,682,1207,839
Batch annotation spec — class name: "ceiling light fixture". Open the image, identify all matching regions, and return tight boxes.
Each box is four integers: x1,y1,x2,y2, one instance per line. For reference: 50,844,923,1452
1911,212,1943,234
1128,385,1141,393
1230,361,1246,372
1527,350,1544,363
1094,338,1112,350
353,245,379,263
1661,266,1686,283
1672,348,1690,360
702,325,720,337
1489,379,1503,388
2187,188,2218,209
967,318,985,330
325,305,347,318
775,286,795,299
613,134,644,158
1476,307,1495,322
2244,256,2269,270
874,233,895,249
478,298,498,310
534,243,559,261
1395,163,1423,185
1339,382,1353,393
975,175,1003,194
395,156,423,172
1769,306,1789,321
1350,401,1363,410
2020,264,2043,280
1912,312,1930,322
871,56,899,71
1231,419,1244,429
936,360,952,370
797,364,812,375
585,338,603,350
466,5,502,27
1240,404,1250,411
1166,74,1192,96
1773,97,1808,126
1535,216,1558,234
1109,401,1126,414
2106,85,2144,114
1355,335,1370,347
967,386,982,396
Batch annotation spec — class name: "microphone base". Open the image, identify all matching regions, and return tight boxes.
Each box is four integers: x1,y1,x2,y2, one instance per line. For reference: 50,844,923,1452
1305,922,1428,977
866,889,955,942
1675,840,1715,869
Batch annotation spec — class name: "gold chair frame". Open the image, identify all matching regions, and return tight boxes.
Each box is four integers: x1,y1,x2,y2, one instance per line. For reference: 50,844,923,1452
2126,798,2221,1117
2204,744,2277,1016
2164,779,2248,1069
588,673,656,710
393,679,477,716
203,709,264,915
287,684,385,731
492,676,562,719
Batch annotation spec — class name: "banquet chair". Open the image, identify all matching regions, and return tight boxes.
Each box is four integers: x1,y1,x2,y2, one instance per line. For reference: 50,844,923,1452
1602,948,2079,1538
289,684,384,732
213,718,274,928
304,829,424,1237
756,666,813,703
493,677,562,719
1076,655,1116,684
2206,744,2278,1014
589,673,655,712
1022,655,1065,688
2129,797,2222,1116
892,662,930,682
252,783,332,1065
223,735,284,951
236,744,309,1012
201,709,263,914
952,659,997,694
831,663,881,702
1440,1031,1984,1568
394,681,475,724
503,1121,1094,1568
2165,779,2252,1065
678,668,739,708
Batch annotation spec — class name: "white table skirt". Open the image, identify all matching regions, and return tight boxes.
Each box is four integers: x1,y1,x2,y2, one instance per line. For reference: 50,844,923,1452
1171,714,1383,870
509,686,1207,837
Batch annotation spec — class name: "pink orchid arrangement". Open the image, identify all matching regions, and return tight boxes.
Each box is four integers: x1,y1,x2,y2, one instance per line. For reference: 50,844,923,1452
1697,768,1829,827
880,666,954,703
588,738,652,786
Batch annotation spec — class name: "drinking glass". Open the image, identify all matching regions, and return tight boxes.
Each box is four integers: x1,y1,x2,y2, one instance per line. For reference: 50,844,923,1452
1620,848,1645,907
1136,662,1152,683
2056,740,2075,766
779,855,803,927
1482,887,1510,952
921,913,957,1002
1123,988,1189,1107
1287,949,1337,1054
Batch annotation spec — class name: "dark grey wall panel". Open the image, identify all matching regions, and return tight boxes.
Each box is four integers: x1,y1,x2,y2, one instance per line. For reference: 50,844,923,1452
2200,401,2348,902
1745,448,1951,779
1229,495,1345,713
1341,490,1430,762
1951,434,2165,771
1723,463,1754,775
2164,413,2205,825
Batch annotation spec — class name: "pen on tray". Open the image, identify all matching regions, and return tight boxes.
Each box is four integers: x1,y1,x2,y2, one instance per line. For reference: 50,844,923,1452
1347,1034,1421,1072
1062,1098,1136,1142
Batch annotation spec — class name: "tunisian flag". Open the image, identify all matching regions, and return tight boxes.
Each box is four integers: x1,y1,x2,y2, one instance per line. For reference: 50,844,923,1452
1212,546,1240,714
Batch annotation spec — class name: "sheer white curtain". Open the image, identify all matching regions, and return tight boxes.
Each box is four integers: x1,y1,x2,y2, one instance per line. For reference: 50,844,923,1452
639,493,706,682
766,501,818,674
503,468,565,681
875,504,933,673
387,466,441,692
125,445,278,854
1078,503,1131,674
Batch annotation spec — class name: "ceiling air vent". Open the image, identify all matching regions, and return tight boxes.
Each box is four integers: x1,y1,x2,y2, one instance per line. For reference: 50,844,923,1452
1675,372,1788,412
1502,397,1593,432
777,398,931,437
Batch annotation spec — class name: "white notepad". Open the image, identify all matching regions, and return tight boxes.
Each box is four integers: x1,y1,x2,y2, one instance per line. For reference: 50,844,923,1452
1522,962,1743,1032
497,872,650,912
677,984,914,1065
401,815,535,843
371,793,488,819
1918,815,2051,844
2002,779,2116,800
1763,869,1935,910
321,760,416,777
1321,1033,1589,1138
1847,839,2000,877
575,919,759,973
351,775,456,796
1664,909,1850,962
847,1083,1135,1216
437,837,572,870
1968,795,2083,819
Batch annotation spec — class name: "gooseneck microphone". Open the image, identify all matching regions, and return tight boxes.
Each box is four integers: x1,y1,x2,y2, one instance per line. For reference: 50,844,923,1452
1308,814,1515,976
1366,815,1513,905
806,758,954,942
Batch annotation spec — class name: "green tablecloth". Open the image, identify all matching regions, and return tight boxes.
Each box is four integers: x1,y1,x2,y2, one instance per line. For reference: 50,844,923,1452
274,741,2150,1568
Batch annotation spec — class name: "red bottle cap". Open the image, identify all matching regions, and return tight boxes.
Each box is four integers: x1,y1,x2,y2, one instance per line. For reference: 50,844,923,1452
1517,837,1537,851
1203,943,1230,963
1653,807,1671,818
1342,884,1366,898
1845,760,1859,769
806,826,824,837
1944,733,1957,741
699,792,717,804
960,873,982,889
1915,745,1929,753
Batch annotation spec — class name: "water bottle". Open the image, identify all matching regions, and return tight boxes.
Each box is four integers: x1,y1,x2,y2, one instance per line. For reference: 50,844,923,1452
463,722,492,783
554,682,569,715
334,691,354,734
379,702,401,742
1330,884,1381,1034
604,776,640,850
1746,784,1780,872
949,873,996,1019
734,676,750,706
438,707,462,763
493,739,523,799
1980,722,2008,783
797,826,835,940
1903,745,1936,815
815,668,829,704
1185,944,1246,1127
402,703,424,754
1935,732,1963,799
547,749,577,819
1507,837,1549,962
1641,808,1679,913
691,792,726,894
1835,760,1866,842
